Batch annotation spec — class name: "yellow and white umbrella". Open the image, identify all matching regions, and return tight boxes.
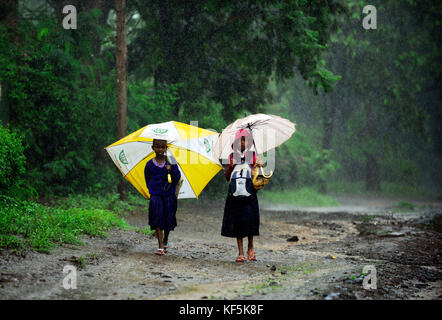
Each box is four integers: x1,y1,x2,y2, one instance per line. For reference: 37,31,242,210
105,121,222,199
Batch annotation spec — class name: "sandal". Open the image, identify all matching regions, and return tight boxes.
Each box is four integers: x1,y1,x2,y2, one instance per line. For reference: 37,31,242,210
163,243,169,253
155,248,165,255
235,255,245,262
247,251,257,261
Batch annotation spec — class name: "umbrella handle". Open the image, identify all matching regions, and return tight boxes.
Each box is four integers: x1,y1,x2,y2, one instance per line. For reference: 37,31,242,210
166,154,173,184
164,154,173,190
261,168,273,178
254,166,273,178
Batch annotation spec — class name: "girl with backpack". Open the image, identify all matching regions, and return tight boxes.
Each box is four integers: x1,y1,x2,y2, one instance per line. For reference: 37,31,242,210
221,129,264,262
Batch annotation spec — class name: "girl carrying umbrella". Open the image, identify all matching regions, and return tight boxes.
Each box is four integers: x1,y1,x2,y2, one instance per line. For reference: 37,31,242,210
144,139,181,255
221,129,264,262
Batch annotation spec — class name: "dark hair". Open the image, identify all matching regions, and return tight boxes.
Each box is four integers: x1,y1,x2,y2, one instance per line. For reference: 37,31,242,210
152,139,167,147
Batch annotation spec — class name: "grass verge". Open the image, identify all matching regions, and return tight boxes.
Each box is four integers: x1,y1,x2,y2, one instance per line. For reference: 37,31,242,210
46,192,148,216
260,187,340,207
0,195,132,253
327,181,437,199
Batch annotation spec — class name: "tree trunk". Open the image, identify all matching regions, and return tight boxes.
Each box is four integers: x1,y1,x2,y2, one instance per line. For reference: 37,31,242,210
116,0,128,200
365,103,381,191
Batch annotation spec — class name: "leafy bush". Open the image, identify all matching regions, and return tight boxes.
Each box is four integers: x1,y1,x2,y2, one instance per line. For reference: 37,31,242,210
0,125,27,194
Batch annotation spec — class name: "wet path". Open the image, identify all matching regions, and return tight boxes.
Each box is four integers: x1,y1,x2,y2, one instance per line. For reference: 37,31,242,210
1,198,441,300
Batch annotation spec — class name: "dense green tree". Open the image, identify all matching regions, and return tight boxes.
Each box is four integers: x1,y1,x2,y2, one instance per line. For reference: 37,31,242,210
0,5,117,195
322,0,440,191
1,0,439,198
128,0,344,121
0,1,181,196
262,0,441,194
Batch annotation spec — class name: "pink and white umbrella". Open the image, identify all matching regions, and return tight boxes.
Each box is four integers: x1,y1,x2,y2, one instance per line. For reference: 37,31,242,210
213,113,296,160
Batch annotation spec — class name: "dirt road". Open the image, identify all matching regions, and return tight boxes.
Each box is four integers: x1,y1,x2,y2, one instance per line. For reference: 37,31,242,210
1,195,441,300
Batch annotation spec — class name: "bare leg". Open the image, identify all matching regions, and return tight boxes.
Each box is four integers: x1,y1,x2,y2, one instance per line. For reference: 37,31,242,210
236,237,244,257
247,236,254,256
163,229,170,246
155,228,163,249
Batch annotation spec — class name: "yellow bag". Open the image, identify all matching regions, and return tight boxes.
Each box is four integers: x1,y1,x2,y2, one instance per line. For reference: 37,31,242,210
252,166,273,190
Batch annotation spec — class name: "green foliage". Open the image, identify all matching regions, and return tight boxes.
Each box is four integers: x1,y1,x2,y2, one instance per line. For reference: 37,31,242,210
259,187,340,207
129,0,343,121
48,192,149,216
179,97,228,132
0,11,198,197
0,195,131,253
136,225,155,237
0,125,36,199
73,256,87,270
279,0,442,193
0,125,26,190
269,128,339,188
127,81,180,132
0,1,439,199
327,180,436,198
0,16,118,195
307,59,342,93
244,0,439,195
395,201,415,211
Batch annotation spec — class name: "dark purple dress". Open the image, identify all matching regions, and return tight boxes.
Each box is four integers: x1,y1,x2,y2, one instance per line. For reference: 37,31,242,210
144,158,181,231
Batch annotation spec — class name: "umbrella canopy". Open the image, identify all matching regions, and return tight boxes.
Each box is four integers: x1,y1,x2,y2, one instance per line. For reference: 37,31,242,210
105,121,222,199
213,113,296,159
